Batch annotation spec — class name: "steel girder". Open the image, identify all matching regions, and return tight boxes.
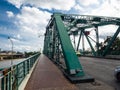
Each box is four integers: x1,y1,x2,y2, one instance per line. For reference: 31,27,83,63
43,13,94,83
59,13,120,57
43,13,120,82
54,13,84,76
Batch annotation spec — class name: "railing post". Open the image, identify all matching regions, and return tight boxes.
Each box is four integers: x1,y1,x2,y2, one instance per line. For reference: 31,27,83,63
8,72,11,90
1,77,4,90
27,59,30,74
23,62,26,77
0,53,40,90
16,65,18,90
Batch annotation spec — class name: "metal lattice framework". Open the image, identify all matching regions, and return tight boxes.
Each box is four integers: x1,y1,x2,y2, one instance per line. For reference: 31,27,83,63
43,13,120,83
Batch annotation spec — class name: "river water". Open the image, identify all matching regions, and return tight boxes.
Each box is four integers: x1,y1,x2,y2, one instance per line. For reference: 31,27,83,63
0,58,26,70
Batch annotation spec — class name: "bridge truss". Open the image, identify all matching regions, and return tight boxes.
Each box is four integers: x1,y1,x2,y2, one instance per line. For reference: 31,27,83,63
43,13,120,83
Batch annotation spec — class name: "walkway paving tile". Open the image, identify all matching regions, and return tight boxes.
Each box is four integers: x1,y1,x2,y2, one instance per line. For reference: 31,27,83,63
25,54,78,90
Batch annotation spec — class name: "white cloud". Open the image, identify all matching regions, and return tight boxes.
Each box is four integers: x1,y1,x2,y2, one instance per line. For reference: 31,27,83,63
74,4,83,11
16,6,50,34
6,11,14,18
110,0,120,9
73,0,120,18
27,0,75,10
72,0,102,14
78,0,100,7
87,0,120,17
7,0,75,10
13,6,51,51
16,34,21,39
7,0,25,8
4,0,120,52
0,6,51,52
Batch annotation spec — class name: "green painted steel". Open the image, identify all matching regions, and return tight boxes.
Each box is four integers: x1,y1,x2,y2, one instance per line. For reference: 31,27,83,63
82,32,85,54
95,26,99,56
43,13,120,79
43,13,96,82
44,14,85,76
63,14,120,57
77,31,82,51
82,30,96,56
0,53,40,90
43,13,120,76
102,26,120,56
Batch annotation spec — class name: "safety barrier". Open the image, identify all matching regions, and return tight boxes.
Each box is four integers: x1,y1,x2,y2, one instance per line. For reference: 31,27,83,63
0,53,40,90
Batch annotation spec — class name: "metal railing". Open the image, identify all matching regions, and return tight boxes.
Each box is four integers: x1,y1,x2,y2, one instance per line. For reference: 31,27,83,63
0,53,40,90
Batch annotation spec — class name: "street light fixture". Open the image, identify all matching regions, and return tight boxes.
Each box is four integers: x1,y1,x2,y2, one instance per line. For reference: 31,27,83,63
8,36,13,66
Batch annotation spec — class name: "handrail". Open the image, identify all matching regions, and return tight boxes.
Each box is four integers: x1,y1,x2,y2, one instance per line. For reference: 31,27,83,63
0,53,40,90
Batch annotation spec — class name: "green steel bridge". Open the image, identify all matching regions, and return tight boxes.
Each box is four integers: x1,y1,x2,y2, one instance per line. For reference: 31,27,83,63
43,13,120,82
0,13,120,90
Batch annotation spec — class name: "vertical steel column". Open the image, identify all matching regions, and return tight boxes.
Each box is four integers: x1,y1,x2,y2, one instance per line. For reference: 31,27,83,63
43,28,51,58
52,24,56,59
43,29,48,55
55,35,60,63
48,29,53,59
73,35,76,50
82,32,85,55
47,29,51,58
95,26,99,56
77,31,82,51
82,30,96,56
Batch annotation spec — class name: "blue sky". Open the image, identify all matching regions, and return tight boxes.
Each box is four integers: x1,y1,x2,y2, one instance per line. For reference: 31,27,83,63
0,0,120,52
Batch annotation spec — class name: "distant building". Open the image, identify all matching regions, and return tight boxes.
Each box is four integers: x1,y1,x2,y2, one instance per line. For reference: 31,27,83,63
0,51,24,60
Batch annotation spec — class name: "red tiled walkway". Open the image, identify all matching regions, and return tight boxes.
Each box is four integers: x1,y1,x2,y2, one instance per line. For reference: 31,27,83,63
25,54,78,90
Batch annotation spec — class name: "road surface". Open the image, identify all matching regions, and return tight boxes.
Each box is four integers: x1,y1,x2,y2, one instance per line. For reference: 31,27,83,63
79,57,120,90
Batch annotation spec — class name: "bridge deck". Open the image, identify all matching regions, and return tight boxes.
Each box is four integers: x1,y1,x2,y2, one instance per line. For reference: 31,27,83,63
24,54,78,90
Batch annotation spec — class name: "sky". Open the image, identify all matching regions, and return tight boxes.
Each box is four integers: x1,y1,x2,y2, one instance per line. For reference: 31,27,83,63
0,0,120,52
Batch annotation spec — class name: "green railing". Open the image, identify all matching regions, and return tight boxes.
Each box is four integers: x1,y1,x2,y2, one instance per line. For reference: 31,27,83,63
0,53,40,90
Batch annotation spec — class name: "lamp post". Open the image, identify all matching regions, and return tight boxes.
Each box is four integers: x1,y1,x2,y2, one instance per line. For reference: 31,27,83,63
8,37,13,66
8,37,14,90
